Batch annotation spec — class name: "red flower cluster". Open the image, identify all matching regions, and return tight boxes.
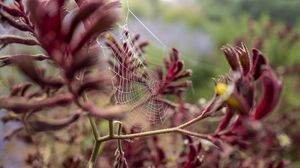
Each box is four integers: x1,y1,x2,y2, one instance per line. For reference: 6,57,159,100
212,43,283,148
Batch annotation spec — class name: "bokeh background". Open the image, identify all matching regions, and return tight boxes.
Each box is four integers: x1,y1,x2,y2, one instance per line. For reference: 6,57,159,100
1,0,300,167
119,0,300,166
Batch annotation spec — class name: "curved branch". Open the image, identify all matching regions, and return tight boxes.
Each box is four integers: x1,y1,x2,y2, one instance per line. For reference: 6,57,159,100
0,35,39,48
0,11,33,32
0,54,48,67
97,127,216,147
0,93,73,113
27,111,82,132
81,101,126,120
0,2,24,17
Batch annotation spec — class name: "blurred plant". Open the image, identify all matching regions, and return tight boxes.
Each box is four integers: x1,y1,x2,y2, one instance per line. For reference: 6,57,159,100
0,0,287,167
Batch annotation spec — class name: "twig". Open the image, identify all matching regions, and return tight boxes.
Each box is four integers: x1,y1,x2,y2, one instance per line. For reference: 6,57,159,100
0,93,73,113
89,117,100,139
0,2,24,17
0,10,34,32
108,119,114,138
98,127,178,142
89,140,102,167
0,54,48,67
27,111,82,132
0,35,39,48
116,122,123,152
97,127,213,143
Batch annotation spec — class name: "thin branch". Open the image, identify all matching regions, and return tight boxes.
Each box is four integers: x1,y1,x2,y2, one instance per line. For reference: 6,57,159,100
27,111,82,132
177,112,210,129
0,35,39,48
82,87,101,140
178,96,222,129
0,2,31,25
108,119,114,138
0,54,48,67
0,93,73,113
89,140,102,167
81,101,125,120
0,2,24,17
97,127,177,142
89,117,100,139
0,10,33,32
116,122,123,152
176,128,212,141
97,127,214,145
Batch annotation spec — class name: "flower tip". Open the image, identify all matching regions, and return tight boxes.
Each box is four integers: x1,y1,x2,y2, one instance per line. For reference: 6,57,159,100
186,69,192,75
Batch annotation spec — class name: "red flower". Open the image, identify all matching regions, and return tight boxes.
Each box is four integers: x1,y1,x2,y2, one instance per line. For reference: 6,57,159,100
253,66,283,120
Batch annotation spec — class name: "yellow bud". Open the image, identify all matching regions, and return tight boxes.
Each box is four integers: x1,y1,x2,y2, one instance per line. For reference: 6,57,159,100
227,97,240,108
215,82,241,110
105,33,114,41
215,83,228,96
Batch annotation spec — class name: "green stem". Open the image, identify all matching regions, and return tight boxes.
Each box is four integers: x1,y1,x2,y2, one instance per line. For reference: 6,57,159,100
116,127,177,139
116,122,123,152
177,112,209,129
108,120,114,138
89,117,100,139
98,127,177,142
88,140,102,167
176,129,212,141
97,127,212,144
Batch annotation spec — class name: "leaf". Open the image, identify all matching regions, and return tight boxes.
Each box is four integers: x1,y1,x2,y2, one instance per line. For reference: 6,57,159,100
222,45,241,72
0,10,33,32
216,107,234,132
0,2,24,17
28,112,81,132
28,0,64,34
251,49,267,80
65,2,104,42
12,55,44,86
10,83,32,97
253,66,283,120
183,136,201,168
65,48,99,79
72,1,120,53
236,43,251,75
75,75,111,96
11,55,64,88
0,93,73,113
82,101,127,119
0,35,39,46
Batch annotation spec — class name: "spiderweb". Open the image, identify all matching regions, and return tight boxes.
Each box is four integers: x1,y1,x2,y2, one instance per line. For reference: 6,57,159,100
103,0,172,131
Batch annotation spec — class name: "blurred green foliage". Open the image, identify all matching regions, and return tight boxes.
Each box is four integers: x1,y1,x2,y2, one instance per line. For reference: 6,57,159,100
124,1,300,112
123,1,300,164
